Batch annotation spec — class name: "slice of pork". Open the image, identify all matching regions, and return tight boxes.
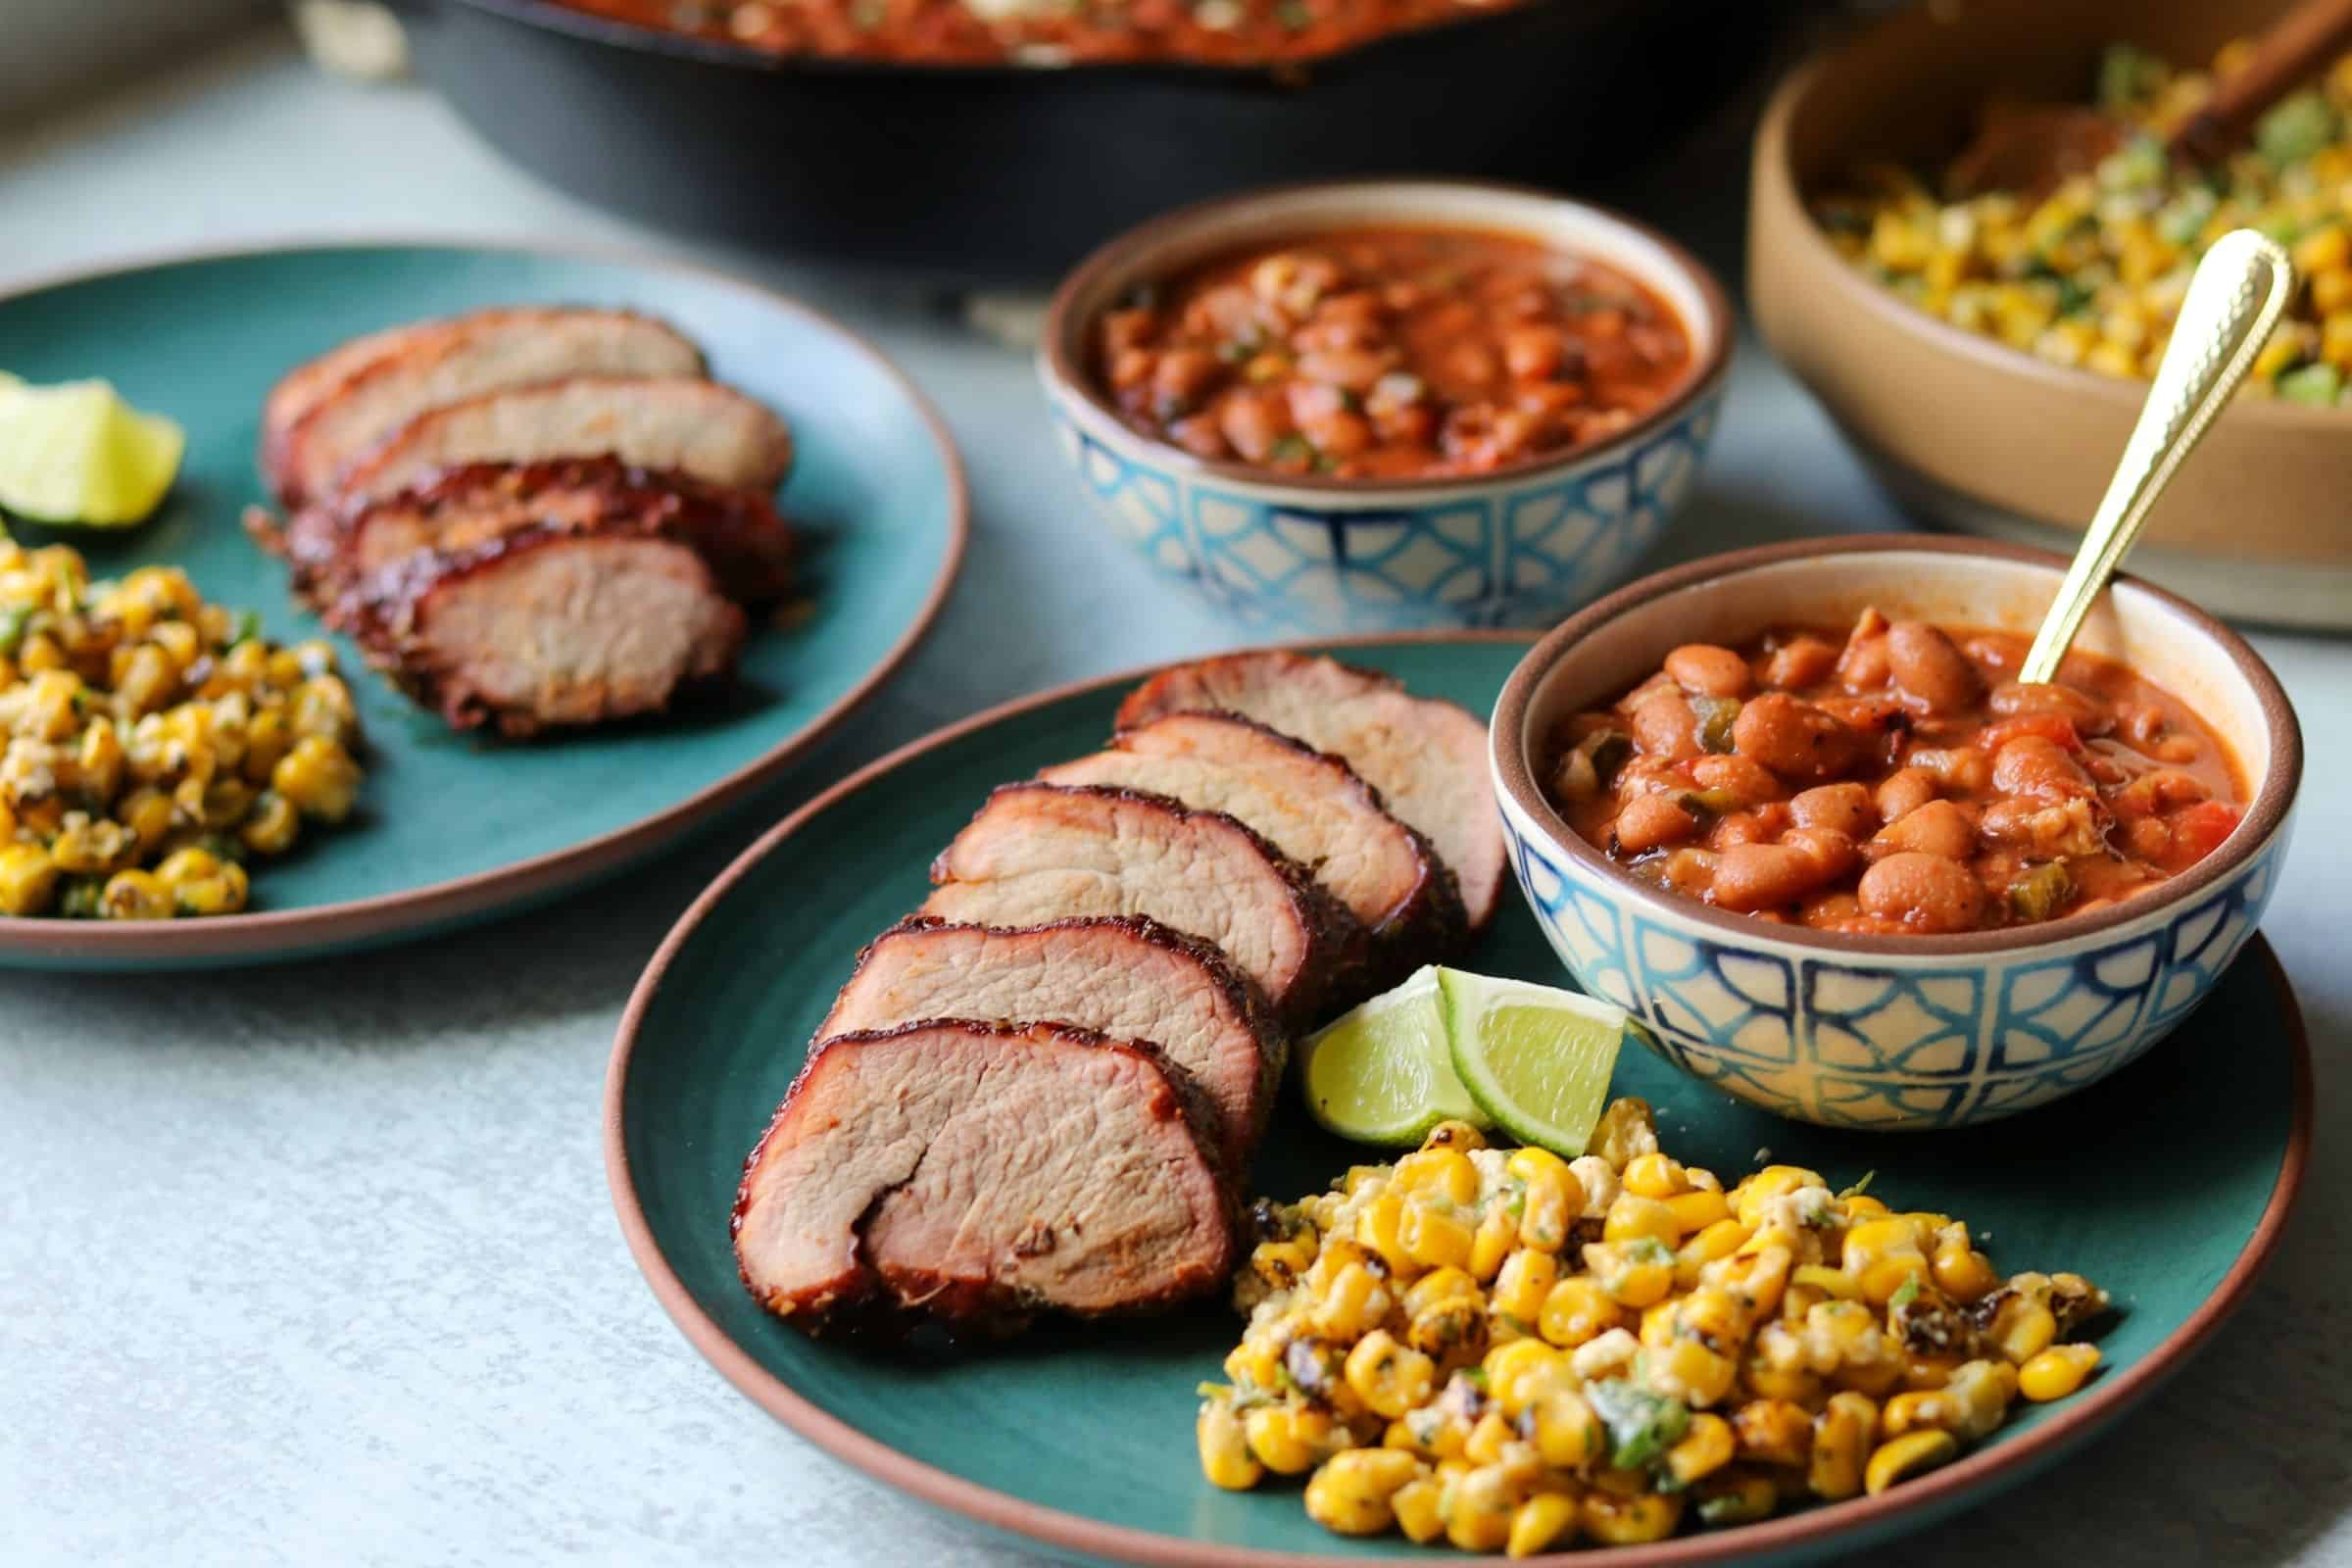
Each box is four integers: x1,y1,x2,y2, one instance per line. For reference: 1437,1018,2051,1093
1039,711,1466,978
345,524,745,737
269,309,708,504
1117,652,1506,931
734,1020,1233,1333
921,783,1370,1028
819,915,1286,1167
274,457,793,612
332,376,794,507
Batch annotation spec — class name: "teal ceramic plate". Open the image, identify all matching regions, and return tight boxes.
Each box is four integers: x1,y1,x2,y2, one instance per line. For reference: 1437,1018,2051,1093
0,241,965,970
608,635,2310,1567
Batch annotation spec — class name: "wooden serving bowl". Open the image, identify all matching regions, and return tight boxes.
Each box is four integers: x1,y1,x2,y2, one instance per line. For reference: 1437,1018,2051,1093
1749,0,2352,629
1489,536,2302,1131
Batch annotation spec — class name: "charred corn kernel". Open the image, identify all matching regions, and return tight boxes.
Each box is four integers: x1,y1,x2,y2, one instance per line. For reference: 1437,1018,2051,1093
1252,1232,1318,1291
1303,1447,1420,1535
1406,1293,1487,1362
1932,1234,2001,1302
1403,1265,1479,1317
1506,1492,1578,1557
1622,1152,1687,1199
1581,1488,1682,1545
1306,1237,1370,1291
1485,1339,1565,1418
1693,1469,1777,1527
1901,1354,1959,1392
1790,1263,1858,1300
1715,1246,1794,1321
149,620,200,672
1420,1118,1486,1152
1629,1405,1702,1478
2019,1344,2101,1401
1675,1286,1747,1349
1391,1478,1446,1544
1881,1390,1950,1438
1197,1400,1263,1490
1492,1250,1557,1326
1666,1188,1731,1235
1355,1194,1412,1274
1311,1262,1390,1342
1343,1331,1435,1420
1988,1297,2058,1364
1394,1148,1481,1206
1809,1392,1879,1500
77,720,122,802
1245,1404,1335,1475
1471,1202,1518,1280
1531,1388,1603,1470
1603,1194,1681,1247
1731,1398,1814,1467
1744,1355,1826,1405
291,675,356,745
155,847,222,890
241,707,291,785
1399,1202,1475,1272
1516,1167,1576,1253
1677,1218,1751,1287
1864,1429,1957,1494
273,735,361,824
1464,1409,1516,1467
99,867,172,920
1446,1465,1517,1551
0,843,58,914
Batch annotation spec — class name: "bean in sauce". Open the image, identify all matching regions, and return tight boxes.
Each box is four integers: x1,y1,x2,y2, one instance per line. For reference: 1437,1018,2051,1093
1545,610,2247,935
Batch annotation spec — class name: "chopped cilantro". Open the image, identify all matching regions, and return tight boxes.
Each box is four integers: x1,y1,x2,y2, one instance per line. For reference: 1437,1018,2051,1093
1267,434,1313,466
228,608,263,647
2257,90,2337,170
1889,1275,1923,1308
1458,1367,1490,1391
1839,1170,1876,1199
0,604,30,655
1584,1378,1690,1470
1624,1236,1675,1267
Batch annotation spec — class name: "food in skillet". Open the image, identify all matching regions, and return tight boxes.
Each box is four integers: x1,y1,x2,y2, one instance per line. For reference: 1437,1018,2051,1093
732,653,1503,1334
248,306,798,738
1200,1101,2109,1549
1818,40,2352,406
554,0,1529,67
0,539,363,919
1095,226,1693,477
1544,610,2244,933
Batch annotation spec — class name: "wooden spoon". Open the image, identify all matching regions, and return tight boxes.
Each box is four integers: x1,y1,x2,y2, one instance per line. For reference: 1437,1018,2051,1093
2020,230,2294,685
1949,0,2352,200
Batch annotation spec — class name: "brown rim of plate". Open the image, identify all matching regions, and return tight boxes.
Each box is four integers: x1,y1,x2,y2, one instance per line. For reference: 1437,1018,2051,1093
1754,48,2350,432
1492,533,2303,960
1038,176,1738,496
0,233,969,965
605,629,2311,1568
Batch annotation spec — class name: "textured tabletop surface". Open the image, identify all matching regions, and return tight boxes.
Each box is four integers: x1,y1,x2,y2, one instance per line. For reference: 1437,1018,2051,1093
2,25,2345,1568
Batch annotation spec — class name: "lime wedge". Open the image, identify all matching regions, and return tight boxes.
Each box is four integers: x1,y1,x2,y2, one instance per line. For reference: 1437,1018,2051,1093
0,376,185,527
1300,965,1490,1146
1439,969,1635,1157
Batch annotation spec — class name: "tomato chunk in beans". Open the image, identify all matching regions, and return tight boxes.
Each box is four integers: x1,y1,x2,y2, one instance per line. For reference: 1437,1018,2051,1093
1544,613,2247,933
1093,226,1694,480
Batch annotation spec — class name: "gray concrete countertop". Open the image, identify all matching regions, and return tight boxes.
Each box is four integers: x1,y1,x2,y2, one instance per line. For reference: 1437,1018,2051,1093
3,25,2345,1567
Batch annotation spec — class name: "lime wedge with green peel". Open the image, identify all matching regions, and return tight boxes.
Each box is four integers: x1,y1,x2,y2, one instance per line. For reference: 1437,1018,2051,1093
0,376,185,527
1299,965,1490,1146
1439,969,1636,1157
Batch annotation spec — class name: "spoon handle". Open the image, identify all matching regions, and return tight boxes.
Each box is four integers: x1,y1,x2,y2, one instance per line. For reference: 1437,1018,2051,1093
2019,230,2295,685
2171,0,2352,164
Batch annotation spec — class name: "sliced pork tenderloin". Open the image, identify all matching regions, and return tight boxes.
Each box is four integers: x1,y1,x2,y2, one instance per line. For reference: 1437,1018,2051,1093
341,523,745,737
268,309,708,505
734,1020,1234,1334
332,375,794,506
1116,652,1506,931
1039,711,1466,980
921,783,1370,1028
819,915,1286,1167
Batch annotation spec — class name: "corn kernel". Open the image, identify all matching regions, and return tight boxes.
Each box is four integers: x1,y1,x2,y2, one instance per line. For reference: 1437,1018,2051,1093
1398,1202,1475,1272
1197,1399,1263,1491
1506,1491,1578,1558
2018,1343,2101,1401
1391,1478,1445,1543
1864,1429,1957,1494
1344,1331,1435,1420
1580,1488,1682,1545
1667,1412,1736,1485
1245,1404,1336,1475
1491,1249,1557,1327
0,843,58,915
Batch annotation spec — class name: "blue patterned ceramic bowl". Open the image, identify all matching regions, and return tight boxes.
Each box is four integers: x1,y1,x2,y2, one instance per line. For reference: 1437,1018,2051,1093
1039,180,1733,633
1491,536,2301,1130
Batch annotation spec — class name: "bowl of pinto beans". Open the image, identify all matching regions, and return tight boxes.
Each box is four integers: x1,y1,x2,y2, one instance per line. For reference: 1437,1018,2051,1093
1490,535,2300,1131
1039,179,1733,633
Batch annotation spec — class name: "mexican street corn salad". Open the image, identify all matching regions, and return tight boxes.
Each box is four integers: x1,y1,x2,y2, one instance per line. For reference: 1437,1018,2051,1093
1198,1101,2108,1553
0,535,364,919
1819,40,2352,407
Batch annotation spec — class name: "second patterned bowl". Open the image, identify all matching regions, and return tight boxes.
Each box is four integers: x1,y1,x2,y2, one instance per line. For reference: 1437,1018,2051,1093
1038,179,1733,634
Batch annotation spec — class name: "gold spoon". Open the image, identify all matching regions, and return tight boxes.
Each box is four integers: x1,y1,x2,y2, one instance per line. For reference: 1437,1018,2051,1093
2019,229,2296,686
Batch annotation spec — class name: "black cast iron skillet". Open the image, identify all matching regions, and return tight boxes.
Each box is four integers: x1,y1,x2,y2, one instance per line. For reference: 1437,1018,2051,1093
395,0,1800,284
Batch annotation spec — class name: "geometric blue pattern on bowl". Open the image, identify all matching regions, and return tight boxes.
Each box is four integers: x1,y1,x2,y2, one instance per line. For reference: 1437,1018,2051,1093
1499,794,2285,1130
1045,383,1722,634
